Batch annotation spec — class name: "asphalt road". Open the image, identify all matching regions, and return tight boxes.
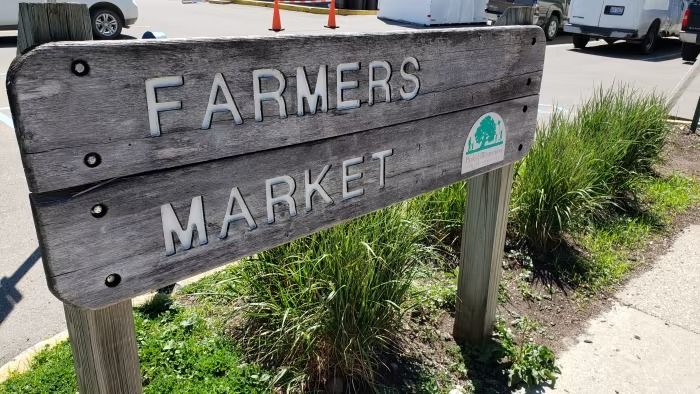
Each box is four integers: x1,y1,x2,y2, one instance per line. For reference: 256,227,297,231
1,0,699,365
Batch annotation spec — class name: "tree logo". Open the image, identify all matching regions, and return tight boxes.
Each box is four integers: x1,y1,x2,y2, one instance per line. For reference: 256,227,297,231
462,112,506,174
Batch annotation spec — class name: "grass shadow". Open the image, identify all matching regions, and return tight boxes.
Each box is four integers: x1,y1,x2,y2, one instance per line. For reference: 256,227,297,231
460,341,510,394
526,195,667,294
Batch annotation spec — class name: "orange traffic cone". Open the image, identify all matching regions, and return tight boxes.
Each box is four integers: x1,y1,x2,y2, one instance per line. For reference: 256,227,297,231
270,0,284,32
325,0,338,29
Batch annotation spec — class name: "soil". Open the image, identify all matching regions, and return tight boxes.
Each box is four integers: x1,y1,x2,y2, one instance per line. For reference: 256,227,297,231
389,126,700,393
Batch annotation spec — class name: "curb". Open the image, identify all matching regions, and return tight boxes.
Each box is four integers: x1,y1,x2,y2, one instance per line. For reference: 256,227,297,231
208,0,378,15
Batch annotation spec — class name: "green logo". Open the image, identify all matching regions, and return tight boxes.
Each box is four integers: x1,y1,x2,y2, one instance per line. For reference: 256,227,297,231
462,112,506,174
466,114,504,155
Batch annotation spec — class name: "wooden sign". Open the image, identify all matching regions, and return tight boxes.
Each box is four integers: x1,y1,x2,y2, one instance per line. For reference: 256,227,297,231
8,27,545,309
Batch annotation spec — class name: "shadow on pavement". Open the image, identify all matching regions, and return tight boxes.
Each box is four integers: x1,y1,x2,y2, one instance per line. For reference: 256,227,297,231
0,248,41,325
570,38,681,62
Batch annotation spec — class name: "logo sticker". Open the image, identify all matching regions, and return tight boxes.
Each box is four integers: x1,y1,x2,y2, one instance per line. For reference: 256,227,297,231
462,112,506,174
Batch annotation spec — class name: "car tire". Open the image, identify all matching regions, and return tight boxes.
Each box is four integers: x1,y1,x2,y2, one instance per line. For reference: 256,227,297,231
682,42,700,62
544,16,560,41
640,21,660,55
573,34,590,49
91,8,123,40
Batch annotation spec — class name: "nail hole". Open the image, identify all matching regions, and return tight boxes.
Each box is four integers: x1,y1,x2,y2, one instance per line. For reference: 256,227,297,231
518,144,523,151
526,78,532,86
105,274,121,287
71,60,90,76
91,204,107,218
532,37,537,45
523,105,528,113
84,152,101,168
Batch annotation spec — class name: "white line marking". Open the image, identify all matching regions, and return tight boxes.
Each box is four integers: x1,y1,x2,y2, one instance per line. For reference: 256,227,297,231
0,111,13,129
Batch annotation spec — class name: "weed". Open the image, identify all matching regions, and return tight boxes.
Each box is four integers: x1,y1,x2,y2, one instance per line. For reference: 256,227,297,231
493,318,560,388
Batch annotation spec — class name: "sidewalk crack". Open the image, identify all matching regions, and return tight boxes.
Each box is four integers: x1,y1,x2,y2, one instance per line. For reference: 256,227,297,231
614,297,700,336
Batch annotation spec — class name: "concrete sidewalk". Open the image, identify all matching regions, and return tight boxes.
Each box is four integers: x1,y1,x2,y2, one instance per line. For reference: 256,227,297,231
546,225,700,393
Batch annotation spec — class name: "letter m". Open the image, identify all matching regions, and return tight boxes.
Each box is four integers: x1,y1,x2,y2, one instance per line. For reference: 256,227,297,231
161,196,208,256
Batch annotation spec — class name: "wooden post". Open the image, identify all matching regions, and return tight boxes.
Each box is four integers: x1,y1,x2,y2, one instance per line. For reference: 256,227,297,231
453,6,534,346
454,164,515,344
64,302,143,394
16,2,93,55
494,6,535,26
17,3,142,393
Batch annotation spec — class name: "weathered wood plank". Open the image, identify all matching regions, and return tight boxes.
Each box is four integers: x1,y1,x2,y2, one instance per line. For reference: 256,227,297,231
64,301,143,394
8,26,545,193
453,164,514,344
34,96,537,308
19,4,143,392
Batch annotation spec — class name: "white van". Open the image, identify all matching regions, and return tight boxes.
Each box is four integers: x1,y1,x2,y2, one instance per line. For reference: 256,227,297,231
564,0,689,54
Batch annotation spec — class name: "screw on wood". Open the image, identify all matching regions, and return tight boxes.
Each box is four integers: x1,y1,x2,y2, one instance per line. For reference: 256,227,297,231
84,153,101,168
91,204,107,218
71,60,90,76
104,274,121,287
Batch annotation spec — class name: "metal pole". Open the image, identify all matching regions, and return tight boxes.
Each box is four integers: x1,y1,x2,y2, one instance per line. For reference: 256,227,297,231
691,97,700,133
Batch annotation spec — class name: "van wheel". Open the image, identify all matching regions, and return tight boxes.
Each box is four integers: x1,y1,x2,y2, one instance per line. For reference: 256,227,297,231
682,42,700,62
544,16,559,41
573,34,590,49
640,21,660,55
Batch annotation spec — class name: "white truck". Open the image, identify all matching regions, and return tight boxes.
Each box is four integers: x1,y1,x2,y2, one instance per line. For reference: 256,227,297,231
564,0,689,54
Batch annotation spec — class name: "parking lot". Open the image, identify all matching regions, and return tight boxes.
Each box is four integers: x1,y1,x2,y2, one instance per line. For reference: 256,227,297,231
1,0,700,365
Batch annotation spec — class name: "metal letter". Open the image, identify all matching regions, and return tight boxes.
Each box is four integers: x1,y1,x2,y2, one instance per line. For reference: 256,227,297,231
146,75,184,137
368,61,391,106
371,149,393,188
253,69,288,122
161,196,208,256
202,73,243,129
336,62,361,111
342,157,364,200
266,175,297,224
296,65,328,116
304,165,333,212
400,57,420,101
219,187,257,239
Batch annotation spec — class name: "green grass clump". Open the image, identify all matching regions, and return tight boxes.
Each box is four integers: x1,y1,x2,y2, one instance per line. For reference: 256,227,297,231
409,182,467,252
511,86,670,251
230,204,442,391
0,342,76,394
0,299,267,394
572,174,700,291
511,111,614,250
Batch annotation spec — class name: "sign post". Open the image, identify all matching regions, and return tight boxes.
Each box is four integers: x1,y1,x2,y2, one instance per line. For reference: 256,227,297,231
8,4,545,390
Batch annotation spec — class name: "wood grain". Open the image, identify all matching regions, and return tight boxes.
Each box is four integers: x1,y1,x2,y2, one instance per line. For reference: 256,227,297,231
453,164,514,344
16,3,92,55
34,96,537,308
64,301,143,394
8,26,545,193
